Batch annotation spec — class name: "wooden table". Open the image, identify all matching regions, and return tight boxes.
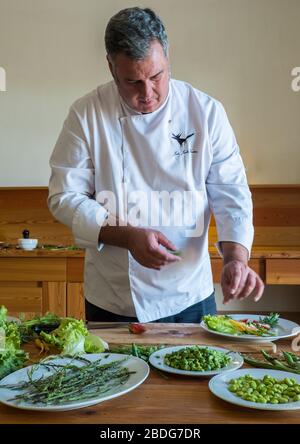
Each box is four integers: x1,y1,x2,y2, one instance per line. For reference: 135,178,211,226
0,323,300,424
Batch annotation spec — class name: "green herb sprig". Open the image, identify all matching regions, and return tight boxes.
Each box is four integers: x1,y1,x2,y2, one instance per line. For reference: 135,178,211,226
0,356,134,405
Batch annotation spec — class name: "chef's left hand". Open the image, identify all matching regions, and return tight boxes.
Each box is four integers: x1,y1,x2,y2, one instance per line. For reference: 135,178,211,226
221,260,264,305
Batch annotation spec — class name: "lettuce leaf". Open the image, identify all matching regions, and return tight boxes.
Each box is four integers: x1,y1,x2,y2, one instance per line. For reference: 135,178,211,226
84,334,108,353
40,318,88,355
41,318,109,355
0,306,8,325
0,306,28,379
203,315,239,335
0,346,28,379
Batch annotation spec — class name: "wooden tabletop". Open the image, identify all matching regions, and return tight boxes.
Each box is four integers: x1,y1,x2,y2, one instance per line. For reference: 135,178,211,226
1,246,300,258
1,322,300,424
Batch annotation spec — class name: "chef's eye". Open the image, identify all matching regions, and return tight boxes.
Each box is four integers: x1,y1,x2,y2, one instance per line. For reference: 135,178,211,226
151,72,163,81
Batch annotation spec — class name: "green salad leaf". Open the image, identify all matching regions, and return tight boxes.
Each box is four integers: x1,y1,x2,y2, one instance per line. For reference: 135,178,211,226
203,315,237,335
84,334,108,353
0,305,28,379
40,318,108,355
0,305,8,325
0,346,28,379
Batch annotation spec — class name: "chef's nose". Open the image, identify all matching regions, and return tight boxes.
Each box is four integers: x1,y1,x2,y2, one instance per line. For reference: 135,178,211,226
139,80,153,100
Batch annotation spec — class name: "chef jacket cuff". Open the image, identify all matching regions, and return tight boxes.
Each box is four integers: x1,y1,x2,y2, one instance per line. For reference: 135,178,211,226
214,219,254,260
72,199,108,251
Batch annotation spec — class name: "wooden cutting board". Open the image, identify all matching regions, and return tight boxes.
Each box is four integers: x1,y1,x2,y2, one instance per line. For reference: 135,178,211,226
91,322,277,353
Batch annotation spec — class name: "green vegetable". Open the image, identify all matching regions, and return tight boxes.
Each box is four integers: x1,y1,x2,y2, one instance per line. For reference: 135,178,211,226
40,318,87,355
40,318,108,355
0,356,134,405
203,314,279,337
0,346,28,380
203,315,237,335
18,312,61,343
258,313,280,328
166,248,181,256
0,306,28,379
41,244,80,251
164,346,231,371
84,334,108,353
0,306,8,325
228,374,300,404
110,344,166,362
243,349,300,375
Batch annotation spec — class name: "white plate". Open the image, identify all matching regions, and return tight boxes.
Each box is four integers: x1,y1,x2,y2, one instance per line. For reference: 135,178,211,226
200,314,300,342
149,345,243,377
0,353,149,412
209,368,300,410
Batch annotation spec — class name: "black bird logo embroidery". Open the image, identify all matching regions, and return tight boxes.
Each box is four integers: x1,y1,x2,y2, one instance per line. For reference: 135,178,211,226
172,132,194,147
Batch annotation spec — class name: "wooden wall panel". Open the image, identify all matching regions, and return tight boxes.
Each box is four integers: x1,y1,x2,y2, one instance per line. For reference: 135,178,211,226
0,187,73,245
266,259,300,284
209,226,300,247
1,186,300,249
211,259,264,283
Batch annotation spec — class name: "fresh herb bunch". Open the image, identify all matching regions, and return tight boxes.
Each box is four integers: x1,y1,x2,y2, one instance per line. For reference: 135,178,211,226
41,244,80,251
258,313,280,328
0,356,135,405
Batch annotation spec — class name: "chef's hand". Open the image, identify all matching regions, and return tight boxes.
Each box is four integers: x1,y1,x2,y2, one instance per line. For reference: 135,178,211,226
221,260,264,304
127,227,181,270
219,241,264,304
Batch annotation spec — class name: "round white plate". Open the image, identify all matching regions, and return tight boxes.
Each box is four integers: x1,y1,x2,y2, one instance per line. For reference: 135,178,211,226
209,368,300,410
0,353,149,412
200,314,300,342
149,345,243,377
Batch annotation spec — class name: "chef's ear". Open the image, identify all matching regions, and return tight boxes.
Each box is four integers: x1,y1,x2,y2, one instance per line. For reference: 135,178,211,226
106,55,116,80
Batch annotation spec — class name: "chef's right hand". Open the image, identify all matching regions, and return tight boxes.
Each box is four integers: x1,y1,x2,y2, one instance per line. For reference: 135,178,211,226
127,227,181,270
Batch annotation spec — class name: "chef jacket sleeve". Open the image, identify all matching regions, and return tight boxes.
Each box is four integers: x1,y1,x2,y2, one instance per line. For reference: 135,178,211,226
205,100,254,258
48,106,108,250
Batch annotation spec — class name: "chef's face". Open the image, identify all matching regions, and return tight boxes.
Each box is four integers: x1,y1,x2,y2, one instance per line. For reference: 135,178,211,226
108,40,170,113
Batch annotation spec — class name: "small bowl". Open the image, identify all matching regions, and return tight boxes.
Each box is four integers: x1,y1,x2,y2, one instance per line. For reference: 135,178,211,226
18,239,38,250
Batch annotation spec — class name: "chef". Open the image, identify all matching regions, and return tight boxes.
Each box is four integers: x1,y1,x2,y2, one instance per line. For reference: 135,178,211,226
48,7,264,323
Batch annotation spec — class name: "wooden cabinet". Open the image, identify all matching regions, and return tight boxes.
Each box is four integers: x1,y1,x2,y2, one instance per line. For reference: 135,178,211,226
0,257,81,319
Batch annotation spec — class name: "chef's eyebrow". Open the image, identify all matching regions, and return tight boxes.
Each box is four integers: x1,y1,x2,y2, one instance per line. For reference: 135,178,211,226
126,70,164,82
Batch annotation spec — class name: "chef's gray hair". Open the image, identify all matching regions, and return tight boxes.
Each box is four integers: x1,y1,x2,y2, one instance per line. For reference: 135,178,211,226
105,7,169,60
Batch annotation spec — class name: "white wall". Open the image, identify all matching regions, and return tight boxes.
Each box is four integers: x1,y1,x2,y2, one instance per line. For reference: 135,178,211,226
1,0,300,185
215,284,300,312
0,0,299,311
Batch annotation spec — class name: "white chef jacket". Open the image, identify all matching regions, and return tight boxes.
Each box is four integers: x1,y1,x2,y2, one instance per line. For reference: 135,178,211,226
48,79,254,322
